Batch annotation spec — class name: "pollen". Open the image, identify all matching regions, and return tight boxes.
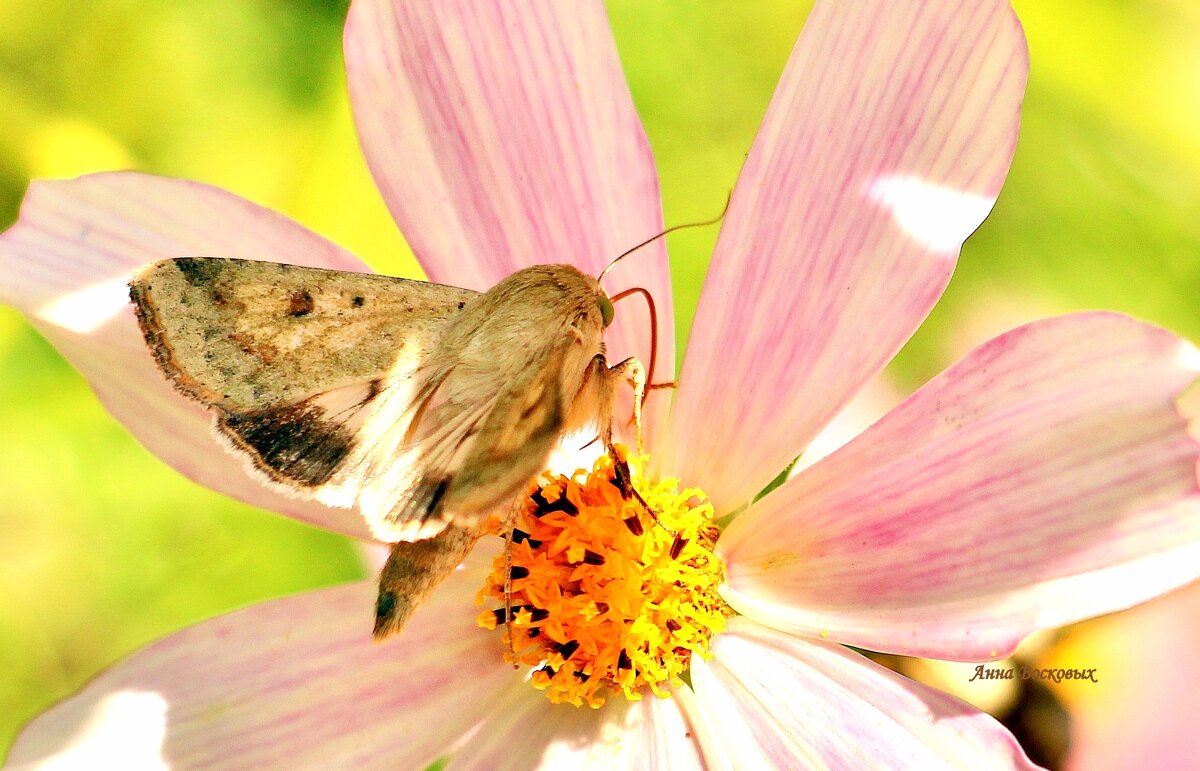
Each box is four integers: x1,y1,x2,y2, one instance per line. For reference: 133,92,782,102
476,446,728,708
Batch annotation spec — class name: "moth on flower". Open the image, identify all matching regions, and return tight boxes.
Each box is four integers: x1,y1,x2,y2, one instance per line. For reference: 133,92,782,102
128,256,654,639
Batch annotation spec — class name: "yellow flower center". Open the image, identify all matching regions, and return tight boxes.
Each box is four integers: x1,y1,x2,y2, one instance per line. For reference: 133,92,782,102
476,447,728,708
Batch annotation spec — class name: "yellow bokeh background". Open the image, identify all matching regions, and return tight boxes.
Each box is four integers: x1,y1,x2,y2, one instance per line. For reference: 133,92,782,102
2,1,1198,767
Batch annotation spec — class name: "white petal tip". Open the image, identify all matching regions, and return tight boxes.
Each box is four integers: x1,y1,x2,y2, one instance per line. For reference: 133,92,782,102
1175,341,1200,373
18,690,169,771
34,275,132,334
867,174,997,255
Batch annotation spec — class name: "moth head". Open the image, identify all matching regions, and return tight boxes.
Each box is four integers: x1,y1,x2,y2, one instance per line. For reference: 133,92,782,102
597,292,615,328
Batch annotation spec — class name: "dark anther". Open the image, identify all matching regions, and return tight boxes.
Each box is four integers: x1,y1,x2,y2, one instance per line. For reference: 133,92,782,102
670,535,688,560
618,649,632,670
509,565,530,580
623,516,644,536
492,604,532,624
612,457,635,500
666,619,682,632
511,529,543,549
530,489,549,516
582,550,606,566
556,640,581,660
531,487,578,517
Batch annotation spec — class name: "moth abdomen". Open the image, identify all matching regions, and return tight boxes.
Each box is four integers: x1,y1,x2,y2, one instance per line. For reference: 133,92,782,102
373,525,481,640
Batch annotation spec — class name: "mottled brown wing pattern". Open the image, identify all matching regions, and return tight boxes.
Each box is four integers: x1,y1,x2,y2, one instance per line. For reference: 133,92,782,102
129,257,476,493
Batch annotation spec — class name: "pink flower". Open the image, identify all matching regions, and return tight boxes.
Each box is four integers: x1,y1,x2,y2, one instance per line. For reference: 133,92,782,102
4,0,1199,767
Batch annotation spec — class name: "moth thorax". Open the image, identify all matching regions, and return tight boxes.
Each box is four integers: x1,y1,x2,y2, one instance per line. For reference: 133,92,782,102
476,448,729,707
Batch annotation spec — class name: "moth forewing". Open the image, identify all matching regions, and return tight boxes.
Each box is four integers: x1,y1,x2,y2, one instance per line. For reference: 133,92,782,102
129,257,474,411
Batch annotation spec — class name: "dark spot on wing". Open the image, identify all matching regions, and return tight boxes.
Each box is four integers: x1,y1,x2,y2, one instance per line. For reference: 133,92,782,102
396,476,453,528
220,399,354,486
425,478,449,517
174,257,223,287
288,290,315,317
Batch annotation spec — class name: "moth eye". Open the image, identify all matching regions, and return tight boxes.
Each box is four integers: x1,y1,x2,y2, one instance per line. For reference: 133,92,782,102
598,294,615,328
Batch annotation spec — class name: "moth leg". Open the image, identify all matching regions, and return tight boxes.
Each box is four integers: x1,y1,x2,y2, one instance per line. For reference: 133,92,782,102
599,357,683,537
502,495,523,668
604,356,646,453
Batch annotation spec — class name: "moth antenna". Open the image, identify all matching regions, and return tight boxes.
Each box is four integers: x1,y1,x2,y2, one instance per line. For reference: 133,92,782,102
597,192,732,283
608,287,658,405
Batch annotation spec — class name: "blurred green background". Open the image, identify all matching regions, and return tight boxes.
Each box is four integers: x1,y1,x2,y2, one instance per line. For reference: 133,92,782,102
1,0,1198,767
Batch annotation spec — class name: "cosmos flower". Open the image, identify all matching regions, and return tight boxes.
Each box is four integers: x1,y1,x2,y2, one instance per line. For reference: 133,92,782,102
4,0,1200,767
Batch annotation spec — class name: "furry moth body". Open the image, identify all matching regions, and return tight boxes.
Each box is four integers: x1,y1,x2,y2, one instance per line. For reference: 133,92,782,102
130,258,645,639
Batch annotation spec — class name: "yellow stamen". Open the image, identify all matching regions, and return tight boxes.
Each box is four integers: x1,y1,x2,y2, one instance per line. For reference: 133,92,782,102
477,446,729,708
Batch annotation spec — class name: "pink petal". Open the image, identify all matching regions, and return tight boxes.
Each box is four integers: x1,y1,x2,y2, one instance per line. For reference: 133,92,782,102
664,0,1028,511
0,173,376,538
680,619,1036,770
345,0,674,445
449,686,702,770
1062,583,1200,771
9,552,519,769
720,312,1200,660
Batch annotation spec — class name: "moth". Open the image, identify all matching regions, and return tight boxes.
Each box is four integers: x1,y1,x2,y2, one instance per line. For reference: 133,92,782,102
129,257,653,639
